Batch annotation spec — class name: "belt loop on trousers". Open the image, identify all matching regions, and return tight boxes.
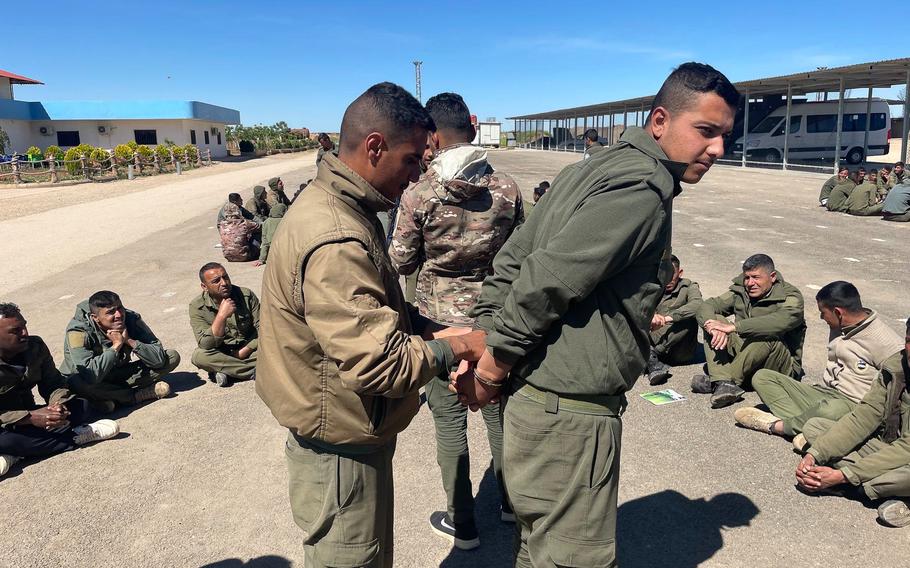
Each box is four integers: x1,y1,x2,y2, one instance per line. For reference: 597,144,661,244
545,391,559,414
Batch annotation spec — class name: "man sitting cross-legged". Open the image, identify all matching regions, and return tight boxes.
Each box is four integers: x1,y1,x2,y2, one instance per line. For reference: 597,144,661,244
61,291,178,411
692,254,806,409
796,320,910,528
1,303,119,477
189,263,259,388
646,254,703,385
735,281,903,437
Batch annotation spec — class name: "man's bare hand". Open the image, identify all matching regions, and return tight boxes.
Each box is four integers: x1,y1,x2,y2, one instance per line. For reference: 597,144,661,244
650,314,668,331
217,298,237,318
237,346,253,360
705,319,735,335
106,329,125,351
444,330,487,362
25,406,70,429
449,361,500,411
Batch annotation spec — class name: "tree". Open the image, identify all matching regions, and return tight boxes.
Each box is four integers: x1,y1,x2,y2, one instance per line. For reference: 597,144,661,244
0,125,10,155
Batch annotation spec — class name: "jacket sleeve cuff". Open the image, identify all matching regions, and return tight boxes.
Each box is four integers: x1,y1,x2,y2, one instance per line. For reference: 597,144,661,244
839,466,862,486
425,339,455,374
245,338,259,351
485,334,523,367
1,410,29,428
48,388,75,406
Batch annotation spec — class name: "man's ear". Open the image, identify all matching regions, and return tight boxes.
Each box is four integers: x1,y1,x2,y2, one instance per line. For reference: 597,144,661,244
770,270,778,284
431,131,440,150
649,106,670,139
678,268,684,277
365,132,384,165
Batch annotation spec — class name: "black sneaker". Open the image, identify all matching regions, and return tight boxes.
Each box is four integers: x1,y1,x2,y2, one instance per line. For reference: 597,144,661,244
690,374,714,394
429,511,480,550
710,381,745,409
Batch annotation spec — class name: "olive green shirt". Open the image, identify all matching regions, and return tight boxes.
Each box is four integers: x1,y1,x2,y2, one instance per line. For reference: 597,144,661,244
1,336,74,427
657,278,703,321
188,285,260,351
826,180,856,212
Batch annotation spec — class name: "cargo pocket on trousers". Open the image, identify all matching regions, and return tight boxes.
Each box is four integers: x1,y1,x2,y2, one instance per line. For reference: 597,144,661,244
285,439,328,532
313,538,379,568
546,532,615,568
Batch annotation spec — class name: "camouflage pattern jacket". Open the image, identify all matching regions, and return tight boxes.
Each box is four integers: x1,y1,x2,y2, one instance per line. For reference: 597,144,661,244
390,144,524,326
219,203,259,262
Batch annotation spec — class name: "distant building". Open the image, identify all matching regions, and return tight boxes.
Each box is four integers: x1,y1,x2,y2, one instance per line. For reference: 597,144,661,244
0,69,240,157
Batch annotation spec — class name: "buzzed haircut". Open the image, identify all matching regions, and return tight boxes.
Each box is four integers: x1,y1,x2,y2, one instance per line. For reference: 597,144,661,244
228,192,242,203
199,262,226,282
870,169,878,174
882,165,893,172
425,93,473,140
650,62,740,116
742,254,775,273
0,302,23,320
339,82,435,153
670,254,681,269
839,165,850,173
896,162,905,168
905,316,910,333
584,128,598,142
88,291,122,314
317,132,330,142
816,281,863,312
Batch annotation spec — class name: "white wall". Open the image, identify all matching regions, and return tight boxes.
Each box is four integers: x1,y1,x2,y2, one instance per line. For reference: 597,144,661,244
0,79,12,100
0,119,34,154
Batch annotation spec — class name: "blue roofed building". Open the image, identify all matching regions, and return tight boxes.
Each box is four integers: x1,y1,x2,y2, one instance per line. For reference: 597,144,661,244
0,69,240,157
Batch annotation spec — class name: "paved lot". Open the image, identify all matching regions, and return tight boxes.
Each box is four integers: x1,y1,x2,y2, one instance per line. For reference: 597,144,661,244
0,148,906,567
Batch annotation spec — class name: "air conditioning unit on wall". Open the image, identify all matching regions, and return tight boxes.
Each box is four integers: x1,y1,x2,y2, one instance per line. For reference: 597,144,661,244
39,125,55,136
98,126,106,134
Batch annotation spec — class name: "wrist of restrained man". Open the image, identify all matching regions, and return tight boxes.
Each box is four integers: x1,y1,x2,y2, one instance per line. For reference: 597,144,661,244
473,366,505,388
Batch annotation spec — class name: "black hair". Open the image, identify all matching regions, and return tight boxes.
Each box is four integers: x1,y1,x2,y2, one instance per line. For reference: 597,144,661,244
882,165,893,172
534,181,550,195
815,281,863,312
198,262,226,282
670,254,681,268
0,302,23,320
317,132,330,142
228,192,242,203
425,92,473,140
88,291,122,314
839,165,850,173
896,161,905,168
584,128,598,142
339,82,435,153
651,62,740,115
742,254,775,273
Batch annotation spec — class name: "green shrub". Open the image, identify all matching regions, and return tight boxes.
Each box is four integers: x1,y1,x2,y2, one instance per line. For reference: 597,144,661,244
113,144,134,163
90,147,111,166
26,146,43,160
136,145,153,160
183,144,199,162
154,144,172,162
44,145,63,160
63,144,96,174
126,141,138,152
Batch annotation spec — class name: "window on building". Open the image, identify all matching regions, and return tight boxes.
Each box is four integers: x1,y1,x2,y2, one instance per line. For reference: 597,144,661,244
190,130,197,144
204,130,210,145
806,114,837,133
217,132,221,145
134,130,158,145
56,131,80,147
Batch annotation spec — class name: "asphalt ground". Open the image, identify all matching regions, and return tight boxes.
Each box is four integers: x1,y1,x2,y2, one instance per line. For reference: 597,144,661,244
0,148,907,567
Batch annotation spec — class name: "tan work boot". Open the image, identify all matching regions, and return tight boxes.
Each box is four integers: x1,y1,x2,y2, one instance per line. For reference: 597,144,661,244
73,419,120,446
734,407,779,433
134,381,171,403
878,500,910,528
792,433,809,454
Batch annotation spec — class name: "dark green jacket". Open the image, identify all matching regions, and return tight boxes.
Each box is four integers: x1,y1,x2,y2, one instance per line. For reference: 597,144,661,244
818,175,840,203
809,354,910,485
259,205,287,263
826,180,856,212
470,127,685,396
697,273,807,375
59,300,169,383
844,181,880,213
1,336,74,427
188,285,260,351
657,278,703,321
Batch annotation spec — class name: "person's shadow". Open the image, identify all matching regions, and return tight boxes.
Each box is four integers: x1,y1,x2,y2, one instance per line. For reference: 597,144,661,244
617,490,759,568
439,466,515,568
200,555,291,568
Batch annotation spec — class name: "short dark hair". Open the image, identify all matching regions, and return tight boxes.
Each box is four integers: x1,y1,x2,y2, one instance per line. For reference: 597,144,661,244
228,192,242,203
317,132,330,142
0,302,23,320
584,128,598,142
651,62,740,116
199,262,225,282
534,181,550,195
816,281,863,312
88,291,122,314
882,165,893,172
742,254,775,273
839,165,850,173
896,161,905,168
339,82,435,153
870,169,878,174
670,254,681,269
425,92,473,140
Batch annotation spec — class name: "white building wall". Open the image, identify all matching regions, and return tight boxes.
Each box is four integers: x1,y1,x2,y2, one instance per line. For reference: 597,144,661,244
0,119,34,154
0,79,12,100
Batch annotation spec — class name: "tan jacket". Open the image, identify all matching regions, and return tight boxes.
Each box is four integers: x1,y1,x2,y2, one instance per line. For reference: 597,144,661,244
823,310,904,403
256,153,445,447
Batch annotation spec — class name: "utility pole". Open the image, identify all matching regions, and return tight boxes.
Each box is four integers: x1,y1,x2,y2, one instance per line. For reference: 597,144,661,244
413,60,423,103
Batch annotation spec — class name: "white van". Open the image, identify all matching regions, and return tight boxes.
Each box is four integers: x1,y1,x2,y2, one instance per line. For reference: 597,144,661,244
732,98,891,164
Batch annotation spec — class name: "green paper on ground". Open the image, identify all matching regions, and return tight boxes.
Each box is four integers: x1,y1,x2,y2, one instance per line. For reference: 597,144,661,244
641,389,687,405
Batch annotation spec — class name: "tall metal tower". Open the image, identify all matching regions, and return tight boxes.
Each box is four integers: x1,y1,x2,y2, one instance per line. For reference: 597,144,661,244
413,60,423,103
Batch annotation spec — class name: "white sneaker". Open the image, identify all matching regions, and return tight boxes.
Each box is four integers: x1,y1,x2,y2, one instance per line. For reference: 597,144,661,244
73,419,120,446
0,454,20,477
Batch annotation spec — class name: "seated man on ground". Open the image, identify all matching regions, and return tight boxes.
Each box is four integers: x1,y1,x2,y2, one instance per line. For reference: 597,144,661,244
189,263,258,387
583,128,604,159
826,171,858,212
291,180,310,204
845,170,885,216
735,281,903,437
218,203,259,262
889,161,908,187
217,193,258,225
819,166,849,207
244,185,270,222
1,303,119,477
60,291,178,411
877,165,894,197
881,180,910,222
646,255,703,385
266,177,291,207
254,203,287,266
693,254,806,409
796,321,910,528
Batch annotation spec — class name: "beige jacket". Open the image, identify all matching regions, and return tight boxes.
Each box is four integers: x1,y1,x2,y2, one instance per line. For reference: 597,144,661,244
256,153,446,447
823,310,904,403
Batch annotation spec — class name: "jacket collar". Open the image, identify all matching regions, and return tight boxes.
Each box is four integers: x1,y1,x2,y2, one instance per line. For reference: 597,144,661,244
731,273,789,304
619,127,689,192
201,286,240,310
317,152,395,214
841,309,877,338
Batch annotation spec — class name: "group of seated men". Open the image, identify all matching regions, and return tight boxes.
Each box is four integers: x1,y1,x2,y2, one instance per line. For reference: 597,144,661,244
646,252,910,527
818,161,910,220
0,262,261,477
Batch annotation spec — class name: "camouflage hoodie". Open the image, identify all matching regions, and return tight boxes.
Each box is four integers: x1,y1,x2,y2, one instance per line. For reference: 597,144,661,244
219,203,258,262
390,143,524,325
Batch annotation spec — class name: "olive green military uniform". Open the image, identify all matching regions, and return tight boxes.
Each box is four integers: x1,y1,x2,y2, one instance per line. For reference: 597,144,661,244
696,274,806,388
266,177,291,208
845,181,884,216
826,180,856,212
818,175,840,204
471,127,685,568
315,144,336,166
651,278,703,365
804,354,910,501
188,285,259,381
60,301,180,406
245,186,270,223
258,203,287,264
876,172,894,198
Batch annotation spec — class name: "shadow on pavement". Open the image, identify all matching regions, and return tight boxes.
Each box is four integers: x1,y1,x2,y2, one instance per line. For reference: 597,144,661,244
200,556,291,568
440,466,515,568
168,370,207,394
617,490,759,568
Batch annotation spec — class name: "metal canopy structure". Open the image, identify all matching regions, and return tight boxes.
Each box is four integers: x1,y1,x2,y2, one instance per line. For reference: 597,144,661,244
508,58,910,171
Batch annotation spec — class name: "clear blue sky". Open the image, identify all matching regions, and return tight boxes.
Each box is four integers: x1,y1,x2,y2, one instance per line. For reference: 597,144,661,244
7,1,907,132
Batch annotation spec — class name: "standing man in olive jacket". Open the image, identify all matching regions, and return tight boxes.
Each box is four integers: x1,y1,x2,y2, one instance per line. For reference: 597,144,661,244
459,63,739,568
693,254,807,409
256,83,486,568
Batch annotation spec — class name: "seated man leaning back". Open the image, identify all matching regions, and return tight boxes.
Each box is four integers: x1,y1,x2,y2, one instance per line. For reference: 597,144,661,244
646,254,703,385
